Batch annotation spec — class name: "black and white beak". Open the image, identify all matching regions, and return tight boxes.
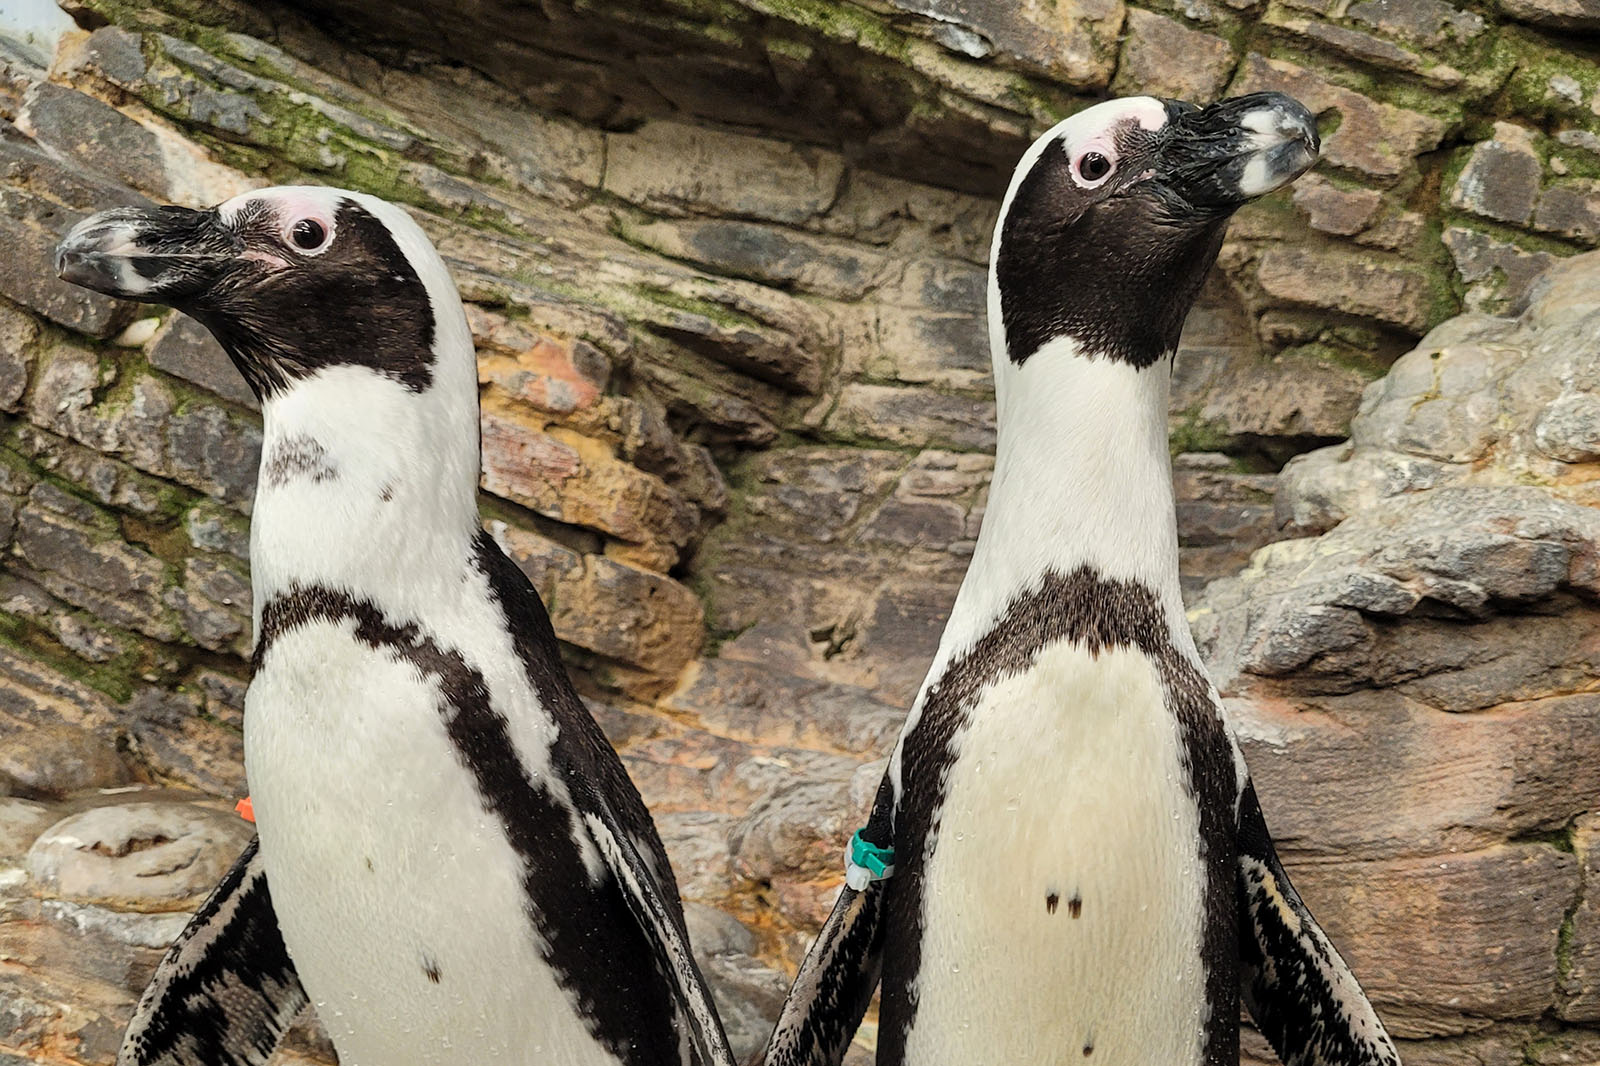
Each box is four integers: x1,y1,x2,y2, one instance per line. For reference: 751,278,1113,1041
1160,92,1320,211
55,205,240,304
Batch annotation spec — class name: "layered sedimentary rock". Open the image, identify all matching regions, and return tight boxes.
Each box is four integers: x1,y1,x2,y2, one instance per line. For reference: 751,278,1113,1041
0,0,1598,1062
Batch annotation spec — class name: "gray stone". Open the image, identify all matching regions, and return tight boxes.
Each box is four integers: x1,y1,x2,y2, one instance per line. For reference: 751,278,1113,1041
1196,485,1600,700
1256,247,1434,333
12,493,179,642
0,301,38,412
664,658,904,758
887,0,1125,86
0,798,55,861
605,121,845,225
1266,12,1445,80
164,400,262,506
1195,347,1371,440
866,304,990,389
1534,180,1600,245
1535,393,1600,462
147,314,257,410
123,688,247,798
164,556,250,653
827,384,996,452
26,802,253,907
194,669,248,732
0,724,131,800
1496,0,1600,30
184,502,251,561
1346,0,1486,48
1449,125,1543,226
618,217,889,301
10,423,184,521
1112,9,1235,101
1442,227,1558,314
0,123,142,338
16,81,169,199
1292,174,1384,236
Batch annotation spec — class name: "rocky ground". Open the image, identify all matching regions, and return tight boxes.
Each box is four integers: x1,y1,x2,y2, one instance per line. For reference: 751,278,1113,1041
0,0,1597,1062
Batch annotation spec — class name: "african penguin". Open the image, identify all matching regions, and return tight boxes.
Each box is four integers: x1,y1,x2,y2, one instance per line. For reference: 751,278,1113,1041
56,188,735,1066
761,94,1403,1066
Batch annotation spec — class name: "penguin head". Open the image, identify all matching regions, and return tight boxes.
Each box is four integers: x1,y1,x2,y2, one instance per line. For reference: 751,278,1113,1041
990,92,1318,373
55,186,472,404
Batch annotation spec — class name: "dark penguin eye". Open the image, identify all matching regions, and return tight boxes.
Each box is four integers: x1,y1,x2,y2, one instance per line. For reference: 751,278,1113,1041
1077,152,1114,183
290,219,328,251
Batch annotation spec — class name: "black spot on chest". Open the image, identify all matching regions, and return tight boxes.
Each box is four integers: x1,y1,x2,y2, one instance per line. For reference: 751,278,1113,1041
263,434,337,488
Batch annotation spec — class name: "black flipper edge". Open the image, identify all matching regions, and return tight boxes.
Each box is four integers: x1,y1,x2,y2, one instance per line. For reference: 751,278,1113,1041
118,835,308,1066
1238,780,1401,1066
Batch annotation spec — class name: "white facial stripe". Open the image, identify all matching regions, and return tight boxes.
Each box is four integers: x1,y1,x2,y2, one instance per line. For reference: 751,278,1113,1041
218,184,347,226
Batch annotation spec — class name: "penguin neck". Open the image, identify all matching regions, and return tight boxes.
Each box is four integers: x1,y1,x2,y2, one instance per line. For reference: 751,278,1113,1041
248,360,482,624
941,335,1190,667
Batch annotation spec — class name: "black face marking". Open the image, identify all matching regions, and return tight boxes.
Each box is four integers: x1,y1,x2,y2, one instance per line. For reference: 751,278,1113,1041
255,562,687,1066
263,434,337,488
188,201,437,400
1046,892,1059,915
422,957,441,984
1068,892,1083,919
878,565,1238,1066
997,122,1230,368
997,93,1314,370
119,837,308,1066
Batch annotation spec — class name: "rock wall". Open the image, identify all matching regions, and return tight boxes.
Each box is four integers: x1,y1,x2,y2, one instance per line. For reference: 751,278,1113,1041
0,0,1595,1062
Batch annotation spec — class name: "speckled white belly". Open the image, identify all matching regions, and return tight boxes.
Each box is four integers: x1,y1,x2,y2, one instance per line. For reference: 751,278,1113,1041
903,641,1207,1066
244,619,621,1066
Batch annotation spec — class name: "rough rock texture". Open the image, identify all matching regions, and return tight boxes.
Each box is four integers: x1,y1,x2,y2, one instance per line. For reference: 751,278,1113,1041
1193,251,1600,1055
0,0,1595,1063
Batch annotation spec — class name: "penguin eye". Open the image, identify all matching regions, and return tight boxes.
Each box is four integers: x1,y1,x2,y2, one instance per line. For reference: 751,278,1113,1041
1076,151,1115,185
289,218,330,252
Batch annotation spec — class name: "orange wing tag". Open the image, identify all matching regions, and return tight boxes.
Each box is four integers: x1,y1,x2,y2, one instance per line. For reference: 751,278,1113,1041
236,796,255,823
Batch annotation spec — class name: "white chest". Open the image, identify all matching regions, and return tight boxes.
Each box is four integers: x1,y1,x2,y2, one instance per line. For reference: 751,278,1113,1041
903,641,1208,1066
244,620,623,1066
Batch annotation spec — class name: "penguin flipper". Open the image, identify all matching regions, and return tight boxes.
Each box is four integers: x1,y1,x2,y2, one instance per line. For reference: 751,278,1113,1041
1237,780,1400,1066
118,835,308,1066
583,806,738,1066
762,880,888,1066
761,774,895,1066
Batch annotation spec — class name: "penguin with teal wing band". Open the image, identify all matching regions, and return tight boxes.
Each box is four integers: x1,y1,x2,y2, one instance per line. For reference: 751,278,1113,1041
761,93,1401,1066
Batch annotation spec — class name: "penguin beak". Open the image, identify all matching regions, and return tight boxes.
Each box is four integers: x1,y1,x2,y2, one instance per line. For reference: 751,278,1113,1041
1157,92,1320,211
55,205,241,305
